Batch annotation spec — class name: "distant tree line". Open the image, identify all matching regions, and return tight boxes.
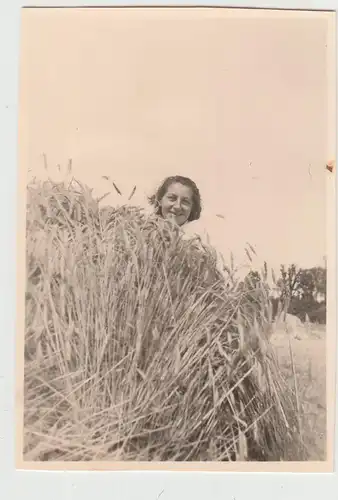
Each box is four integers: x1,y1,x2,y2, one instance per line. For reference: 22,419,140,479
240,262,327,325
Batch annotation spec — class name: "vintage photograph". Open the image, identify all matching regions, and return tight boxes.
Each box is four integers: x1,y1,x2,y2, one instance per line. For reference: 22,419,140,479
17,7,335,467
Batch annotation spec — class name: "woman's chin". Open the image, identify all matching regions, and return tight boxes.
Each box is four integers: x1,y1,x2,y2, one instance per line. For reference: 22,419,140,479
163,214,180,226
166,213,178,223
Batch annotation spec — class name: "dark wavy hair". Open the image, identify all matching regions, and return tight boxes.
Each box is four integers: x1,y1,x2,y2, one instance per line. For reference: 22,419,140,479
148,175,202,222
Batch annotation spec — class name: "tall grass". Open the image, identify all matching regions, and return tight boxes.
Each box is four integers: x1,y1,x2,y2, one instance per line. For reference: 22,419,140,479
24,178,306,461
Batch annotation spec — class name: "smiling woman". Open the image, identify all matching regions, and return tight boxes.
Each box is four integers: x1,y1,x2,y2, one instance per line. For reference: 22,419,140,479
148,175,202,226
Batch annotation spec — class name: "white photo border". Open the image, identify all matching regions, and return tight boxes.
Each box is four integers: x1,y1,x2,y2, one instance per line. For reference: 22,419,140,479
1,1,337,499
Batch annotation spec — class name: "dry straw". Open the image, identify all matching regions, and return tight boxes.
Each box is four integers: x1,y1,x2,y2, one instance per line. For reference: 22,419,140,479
24,177,306,462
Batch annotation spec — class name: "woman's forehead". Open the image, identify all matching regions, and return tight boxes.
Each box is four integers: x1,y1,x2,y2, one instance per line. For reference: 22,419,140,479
166,182,192,197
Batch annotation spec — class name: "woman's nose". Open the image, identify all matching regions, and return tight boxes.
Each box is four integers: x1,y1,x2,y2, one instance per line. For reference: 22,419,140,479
173,199,181,210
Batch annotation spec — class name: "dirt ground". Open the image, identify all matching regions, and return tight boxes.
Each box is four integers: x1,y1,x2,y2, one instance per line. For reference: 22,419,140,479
270,326,326,461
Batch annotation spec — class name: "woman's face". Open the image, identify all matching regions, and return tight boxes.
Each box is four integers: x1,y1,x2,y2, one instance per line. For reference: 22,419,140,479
160,182,193,226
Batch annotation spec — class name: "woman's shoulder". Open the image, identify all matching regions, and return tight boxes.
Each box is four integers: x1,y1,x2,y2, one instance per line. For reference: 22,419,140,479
182,220,208,243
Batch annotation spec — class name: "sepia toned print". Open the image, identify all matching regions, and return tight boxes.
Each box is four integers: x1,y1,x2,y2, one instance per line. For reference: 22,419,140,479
16,7,336,471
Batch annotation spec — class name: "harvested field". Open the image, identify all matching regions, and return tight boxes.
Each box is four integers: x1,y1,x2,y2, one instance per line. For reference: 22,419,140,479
271,326,326,461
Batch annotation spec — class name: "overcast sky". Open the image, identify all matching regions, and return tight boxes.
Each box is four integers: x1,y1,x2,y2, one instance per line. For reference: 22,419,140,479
19,7,332,274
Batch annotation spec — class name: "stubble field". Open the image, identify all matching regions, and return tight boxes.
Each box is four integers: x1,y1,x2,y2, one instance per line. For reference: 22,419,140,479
271,326,326,461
